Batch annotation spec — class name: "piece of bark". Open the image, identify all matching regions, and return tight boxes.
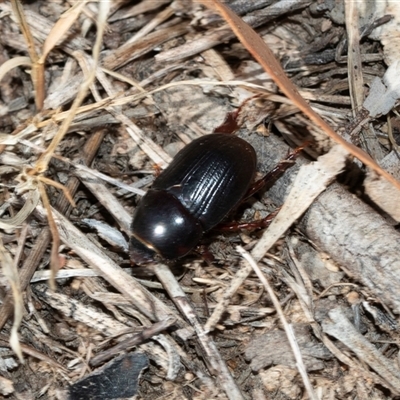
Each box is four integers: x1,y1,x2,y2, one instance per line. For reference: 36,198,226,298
68,352,148,400
296,241,345,289
302,182,400,311
364,161,400,222
247,133,400,314
245,324,331,372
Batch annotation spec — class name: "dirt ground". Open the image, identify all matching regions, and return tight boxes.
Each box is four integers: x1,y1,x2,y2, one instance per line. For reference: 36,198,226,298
0,0,400,399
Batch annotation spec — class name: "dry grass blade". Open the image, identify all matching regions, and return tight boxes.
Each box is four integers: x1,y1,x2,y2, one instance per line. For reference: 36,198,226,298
31,0,89,109
0,240,24,363
40,0,89,63
10,0,43,109
37,182,60,291
126,4,174,44
76,168,132,235
10,0,37,61
345,0,364,114
0,189,40,230
202,0,400,191
0,56,31,83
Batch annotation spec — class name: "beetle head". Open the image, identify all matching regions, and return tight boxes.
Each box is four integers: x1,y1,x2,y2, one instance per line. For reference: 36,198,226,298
130,189,203,265
129,234,158,266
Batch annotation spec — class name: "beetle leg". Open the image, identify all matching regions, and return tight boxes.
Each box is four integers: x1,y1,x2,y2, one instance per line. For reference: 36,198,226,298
212,144,306,234
244,143,307,199
195,244,215,265
213,94,262,134
152,163,163,177
213,109,241,134
215,208,280,232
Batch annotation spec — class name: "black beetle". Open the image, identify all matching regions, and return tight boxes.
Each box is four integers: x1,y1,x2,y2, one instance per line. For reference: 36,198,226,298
130,133,257,265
